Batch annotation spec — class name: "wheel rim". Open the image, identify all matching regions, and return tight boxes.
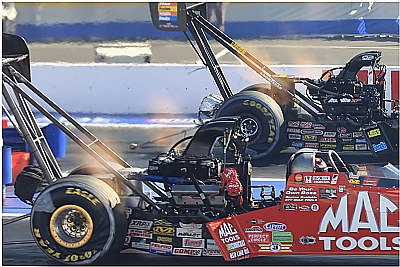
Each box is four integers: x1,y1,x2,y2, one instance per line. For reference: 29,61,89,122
49,204,93,249
240,117,259,138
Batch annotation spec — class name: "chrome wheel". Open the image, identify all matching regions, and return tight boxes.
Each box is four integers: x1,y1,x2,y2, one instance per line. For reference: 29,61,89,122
240,117,259,137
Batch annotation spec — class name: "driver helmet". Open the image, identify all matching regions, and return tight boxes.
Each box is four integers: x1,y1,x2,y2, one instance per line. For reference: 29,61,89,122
315,157,328,172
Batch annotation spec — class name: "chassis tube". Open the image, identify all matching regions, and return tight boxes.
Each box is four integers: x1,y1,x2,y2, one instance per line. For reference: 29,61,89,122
3,70,165,213
187,10,323,119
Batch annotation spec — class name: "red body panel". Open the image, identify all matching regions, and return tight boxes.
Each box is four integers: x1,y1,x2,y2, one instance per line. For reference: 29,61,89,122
206,172,400,261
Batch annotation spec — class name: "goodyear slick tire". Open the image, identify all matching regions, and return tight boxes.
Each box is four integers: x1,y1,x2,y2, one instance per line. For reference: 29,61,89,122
30,175,126,265
216,90,284,159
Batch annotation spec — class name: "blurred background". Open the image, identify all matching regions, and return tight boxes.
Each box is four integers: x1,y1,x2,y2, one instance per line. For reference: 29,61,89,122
3,2,400,42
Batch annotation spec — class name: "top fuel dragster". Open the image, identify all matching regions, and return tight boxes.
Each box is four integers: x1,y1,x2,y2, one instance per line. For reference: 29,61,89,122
2,32,399,264
150,2,399,160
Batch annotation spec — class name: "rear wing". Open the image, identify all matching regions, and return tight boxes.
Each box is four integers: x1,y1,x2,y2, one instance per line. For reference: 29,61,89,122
2,33,31,82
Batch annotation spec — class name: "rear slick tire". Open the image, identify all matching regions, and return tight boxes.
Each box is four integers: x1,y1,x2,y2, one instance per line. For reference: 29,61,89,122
216,90,284,159
30,175,127,265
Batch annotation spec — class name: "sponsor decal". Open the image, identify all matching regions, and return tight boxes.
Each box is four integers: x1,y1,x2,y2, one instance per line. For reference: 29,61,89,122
362,54,374,60
319,192,400,251
131,239,150,250
331,174,339,185
301,129,323,135
349,179,361,185
338,185,346,193
206,239,219,249
367,128,381,138
264,222,287,232
245,226,263,233
183,238,205,248
218,222,240,245
248,219,265,225
313,124,326,130
173,248,202,256
154,219,173,226
179,222,202,229
349,174,361,184
323,131,337,137
300,236,317,245
259,242,292,253
302,135,317,141
304,175,331,184
355,138,367,144
353,131,364,138
229,247,250,259
288,121,300,128
226,240,246,251
320,143,337,149
355,144,368,151
291,141,304,148
156,236,173,243
328,98,338,103
149,242,173,255
362,177,380,187
339,133,352,138
304,142,319,148
299,205,311,212
341,138,353,143
337,126,347,134
128,229,153,239
288,133,301,140
177,228,202,239
300,121,313,128
202,248,222,256
284,186,318,202
247,233,270,243
343,144,355,151
129,219,153,230
372,142,387,153
319,137,336,143
349,173,360,179
153,226,175,237
311,204,320,211
284,203,297,211
287,128,301,133
319,188,338,199
294,173,303,184
272,232,293,243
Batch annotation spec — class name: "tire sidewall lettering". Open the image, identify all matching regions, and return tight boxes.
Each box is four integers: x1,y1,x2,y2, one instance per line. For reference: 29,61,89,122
31,181,115,264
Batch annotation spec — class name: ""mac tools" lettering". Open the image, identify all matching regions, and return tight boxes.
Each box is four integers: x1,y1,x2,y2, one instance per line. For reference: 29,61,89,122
318,192,400,251
218,222,240,244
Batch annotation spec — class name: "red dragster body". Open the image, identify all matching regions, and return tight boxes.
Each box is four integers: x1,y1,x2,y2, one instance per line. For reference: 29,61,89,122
207,171,399,261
